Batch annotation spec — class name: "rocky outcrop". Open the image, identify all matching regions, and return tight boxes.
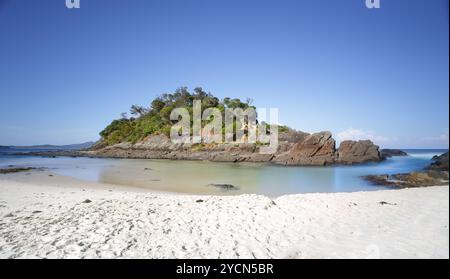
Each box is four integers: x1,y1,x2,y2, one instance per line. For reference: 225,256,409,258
278,128,309,143
364,171,449,188
337,140,381,164
135,134,180,151
391,171,449,187
380,149,408,158
427,152,449,171
21,130,384,166
364,151,449,188
273,131,336,166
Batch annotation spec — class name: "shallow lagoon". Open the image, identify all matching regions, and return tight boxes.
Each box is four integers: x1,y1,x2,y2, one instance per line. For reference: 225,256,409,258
0,149,446,196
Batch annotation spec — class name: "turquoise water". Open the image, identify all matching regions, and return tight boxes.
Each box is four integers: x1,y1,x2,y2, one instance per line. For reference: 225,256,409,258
0,149,447,196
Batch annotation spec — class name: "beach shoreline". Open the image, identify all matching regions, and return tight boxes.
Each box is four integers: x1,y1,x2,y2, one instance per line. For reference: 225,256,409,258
0,171,448,259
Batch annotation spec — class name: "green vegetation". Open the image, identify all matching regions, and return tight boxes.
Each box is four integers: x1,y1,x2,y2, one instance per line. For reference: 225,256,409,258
99,87,258,145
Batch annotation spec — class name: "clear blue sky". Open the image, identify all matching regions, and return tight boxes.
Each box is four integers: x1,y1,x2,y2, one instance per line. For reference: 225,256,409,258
0,0,448,148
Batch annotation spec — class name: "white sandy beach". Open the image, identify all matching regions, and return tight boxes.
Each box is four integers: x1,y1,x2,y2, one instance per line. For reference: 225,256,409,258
0,170,448,259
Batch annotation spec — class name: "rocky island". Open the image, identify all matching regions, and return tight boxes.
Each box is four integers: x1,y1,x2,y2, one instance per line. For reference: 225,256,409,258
23,88,383,166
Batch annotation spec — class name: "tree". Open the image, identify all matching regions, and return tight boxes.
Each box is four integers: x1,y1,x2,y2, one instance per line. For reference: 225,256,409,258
130,105,148,117
193,87,207,99
99,87,263,145
151,98,165,112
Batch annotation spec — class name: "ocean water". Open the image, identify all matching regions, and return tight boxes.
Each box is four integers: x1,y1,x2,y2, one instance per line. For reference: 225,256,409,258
0,149,447,196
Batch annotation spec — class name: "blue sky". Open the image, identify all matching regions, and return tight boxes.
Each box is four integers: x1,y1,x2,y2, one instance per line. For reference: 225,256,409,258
0,0,448,148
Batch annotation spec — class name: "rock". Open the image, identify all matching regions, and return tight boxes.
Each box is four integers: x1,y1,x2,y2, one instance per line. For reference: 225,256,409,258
135,134,174,150
276,142,294,153
17,129,388,167
207,184,239,190
0,167,36,174
82,199,92,204
363,170,449,188
364,151,449,189
278,129,309,143
89,140,108,150
393,172,437,186
246,153,274,163
381,149,408,158
391,171,448,187
211,153,239,162
337,140,382,164
273,131,336,166
427,152,449,171
363,174,392,186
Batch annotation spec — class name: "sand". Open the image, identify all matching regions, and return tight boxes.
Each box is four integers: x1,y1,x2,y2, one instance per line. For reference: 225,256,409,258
0,170,448,259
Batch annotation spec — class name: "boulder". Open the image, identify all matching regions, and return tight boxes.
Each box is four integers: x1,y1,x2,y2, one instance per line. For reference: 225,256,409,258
427,152,449,171
380,149,408,158
278,129,310,143
337,140,382,164
211,153,240,162
273,131,336,166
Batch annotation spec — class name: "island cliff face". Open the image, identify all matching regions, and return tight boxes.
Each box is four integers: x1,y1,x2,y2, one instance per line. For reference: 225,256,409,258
87,129,382,166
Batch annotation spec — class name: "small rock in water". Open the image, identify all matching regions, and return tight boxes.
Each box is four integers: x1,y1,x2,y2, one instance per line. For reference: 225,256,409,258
32,210,42,214
82,199,92,204
196,199,204,203
144,168,153,171
0,167,36,174
207,183,239,191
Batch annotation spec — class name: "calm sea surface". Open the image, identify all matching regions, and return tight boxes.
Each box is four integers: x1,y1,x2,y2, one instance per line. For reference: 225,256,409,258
0,148,447,196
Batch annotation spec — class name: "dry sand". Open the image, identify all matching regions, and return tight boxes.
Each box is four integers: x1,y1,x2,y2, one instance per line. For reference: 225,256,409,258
0,170,448,259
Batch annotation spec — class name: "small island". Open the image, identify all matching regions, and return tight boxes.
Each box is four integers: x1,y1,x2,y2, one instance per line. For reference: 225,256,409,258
26,88,384,167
